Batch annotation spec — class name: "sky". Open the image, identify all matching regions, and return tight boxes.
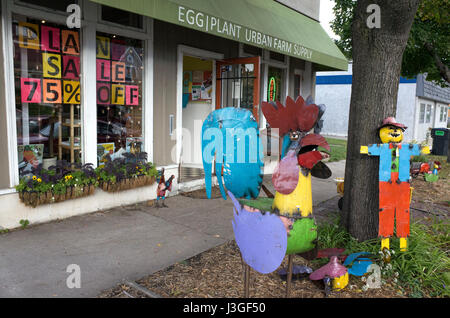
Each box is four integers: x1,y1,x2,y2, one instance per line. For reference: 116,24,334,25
319,0,338,40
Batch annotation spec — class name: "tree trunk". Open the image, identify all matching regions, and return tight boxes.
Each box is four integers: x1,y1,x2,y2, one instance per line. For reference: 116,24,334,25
342,0,421,241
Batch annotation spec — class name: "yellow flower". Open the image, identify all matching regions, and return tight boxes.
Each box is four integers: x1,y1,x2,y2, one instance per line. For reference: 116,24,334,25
32,176,37,180
37,178,42,183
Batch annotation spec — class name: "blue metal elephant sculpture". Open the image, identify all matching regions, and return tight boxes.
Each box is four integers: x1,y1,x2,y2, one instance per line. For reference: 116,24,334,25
201,107,264,200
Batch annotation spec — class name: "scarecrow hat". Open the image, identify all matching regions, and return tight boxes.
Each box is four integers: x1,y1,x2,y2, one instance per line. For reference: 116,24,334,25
378,117,407,131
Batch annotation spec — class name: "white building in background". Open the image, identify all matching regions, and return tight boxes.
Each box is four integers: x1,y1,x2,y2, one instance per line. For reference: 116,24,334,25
315,63,450,143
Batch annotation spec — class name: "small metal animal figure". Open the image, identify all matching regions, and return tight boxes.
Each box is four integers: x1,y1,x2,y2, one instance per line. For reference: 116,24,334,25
155,168,175,208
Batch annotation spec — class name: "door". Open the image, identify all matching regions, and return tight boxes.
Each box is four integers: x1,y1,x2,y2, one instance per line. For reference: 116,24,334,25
216,56,260,122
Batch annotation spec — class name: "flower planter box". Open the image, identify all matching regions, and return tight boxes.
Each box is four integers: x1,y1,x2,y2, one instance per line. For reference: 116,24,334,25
100,175,156,193
18,184,96,208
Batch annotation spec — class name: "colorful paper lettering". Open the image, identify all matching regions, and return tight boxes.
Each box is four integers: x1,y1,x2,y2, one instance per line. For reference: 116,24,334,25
126,85,139,106
96,59,111,81
111,39,126,60
21,78,42,103
96,36,110,59
63,80,81,104
97,83,110,105
18,22,40,50
62,30,80,55
43,79,62,103
111,84,125,105
41,25,60,52
42,53,62,78
112,61,126,82
62,55,80,79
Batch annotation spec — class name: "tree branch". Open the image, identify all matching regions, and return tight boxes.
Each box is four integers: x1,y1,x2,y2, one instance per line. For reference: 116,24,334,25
425,42,450,84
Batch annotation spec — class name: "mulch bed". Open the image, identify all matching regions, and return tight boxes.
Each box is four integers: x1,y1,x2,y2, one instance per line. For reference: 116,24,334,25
98,240,404,298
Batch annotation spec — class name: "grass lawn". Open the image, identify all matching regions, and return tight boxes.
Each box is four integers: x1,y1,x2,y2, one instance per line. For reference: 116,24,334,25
322,137,347,162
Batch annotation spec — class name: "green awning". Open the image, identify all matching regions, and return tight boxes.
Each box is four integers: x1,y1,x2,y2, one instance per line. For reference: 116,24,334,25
90,0,348,70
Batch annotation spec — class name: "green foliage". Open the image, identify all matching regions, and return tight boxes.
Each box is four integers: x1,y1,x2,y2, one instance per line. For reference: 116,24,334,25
16,163,98,195
316,216,450,297
330,0,355,60
19,219,30,229
331,0,449,86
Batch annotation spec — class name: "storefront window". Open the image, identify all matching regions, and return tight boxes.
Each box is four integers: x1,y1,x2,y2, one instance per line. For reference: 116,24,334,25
96,32,144,166
12,15,82,176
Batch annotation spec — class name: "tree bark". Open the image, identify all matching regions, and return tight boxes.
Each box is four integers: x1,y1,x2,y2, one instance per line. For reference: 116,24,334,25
342,0,421,241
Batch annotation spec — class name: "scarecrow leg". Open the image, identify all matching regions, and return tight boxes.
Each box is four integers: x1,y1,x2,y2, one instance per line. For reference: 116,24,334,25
400,237,407,252
286,254,293,298
381,238,390,250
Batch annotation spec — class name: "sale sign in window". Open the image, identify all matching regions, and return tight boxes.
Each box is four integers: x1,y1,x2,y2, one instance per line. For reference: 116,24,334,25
13,17,82,173
96,32,144,164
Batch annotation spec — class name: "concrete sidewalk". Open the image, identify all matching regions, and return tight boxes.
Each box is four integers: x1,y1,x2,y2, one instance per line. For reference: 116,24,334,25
0,161,345,298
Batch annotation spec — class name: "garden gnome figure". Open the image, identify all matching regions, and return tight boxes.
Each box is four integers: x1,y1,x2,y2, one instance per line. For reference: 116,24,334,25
155,168,175,208
360,117,430,252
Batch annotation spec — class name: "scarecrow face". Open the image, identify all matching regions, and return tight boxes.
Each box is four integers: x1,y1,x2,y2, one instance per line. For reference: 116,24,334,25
379,125,404,143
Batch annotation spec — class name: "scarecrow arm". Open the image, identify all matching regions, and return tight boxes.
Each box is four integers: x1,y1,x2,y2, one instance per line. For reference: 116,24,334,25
361,144,381,156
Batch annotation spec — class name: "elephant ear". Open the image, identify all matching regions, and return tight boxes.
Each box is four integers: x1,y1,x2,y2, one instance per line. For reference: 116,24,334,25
202,107,264,200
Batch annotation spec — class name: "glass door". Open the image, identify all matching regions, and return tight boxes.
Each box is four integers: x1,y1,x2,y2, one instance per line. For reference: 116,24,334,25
215,56,260,122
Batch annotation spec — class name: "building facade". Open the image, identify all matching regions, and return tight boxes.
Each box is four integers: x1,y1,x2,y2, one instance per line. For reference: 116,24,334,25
0,0,347,229
316,63,449,143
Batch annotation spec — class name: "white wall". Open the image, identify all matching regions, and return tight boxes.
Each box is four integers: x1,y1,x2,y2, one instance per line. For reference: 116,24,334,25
316,84,352,137
315,63,352,137
182,101,213,166
395,83,417,142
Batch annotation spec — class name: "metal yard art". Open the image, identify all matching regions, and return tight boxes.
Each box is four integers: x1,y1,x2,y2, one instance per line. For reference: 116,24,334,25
155,168,175,208
360,117,430,253
202,96,332,297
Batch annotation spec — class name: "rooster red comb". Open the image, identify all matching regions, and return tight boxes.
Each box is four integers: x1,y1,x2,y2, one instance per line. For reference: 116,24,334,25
261,96,319,137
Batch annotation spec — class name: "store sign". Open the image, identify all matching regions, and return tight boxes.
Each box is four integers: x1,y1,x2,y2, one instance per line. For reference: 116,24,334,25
268,77,276,102
95,36,140,106
177,6,313,60
18,22,81,104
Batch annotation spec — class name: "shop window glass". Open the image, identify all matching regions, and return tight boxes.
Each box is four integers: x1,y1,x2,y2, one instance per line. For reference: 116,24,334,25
294,74,301,99
16,0,77,12
101,6,143,29
96,32,144,166
267,66,284,102
269,51,286,63
419,103,425,123
439,106,447,122
13,15,82,176
425,104,432,123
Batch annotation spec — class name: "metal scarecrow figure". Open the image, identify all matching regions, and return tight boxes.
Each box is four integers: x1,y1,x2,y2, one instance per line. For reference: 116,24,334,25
155,168,175,208
360,117,430,252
